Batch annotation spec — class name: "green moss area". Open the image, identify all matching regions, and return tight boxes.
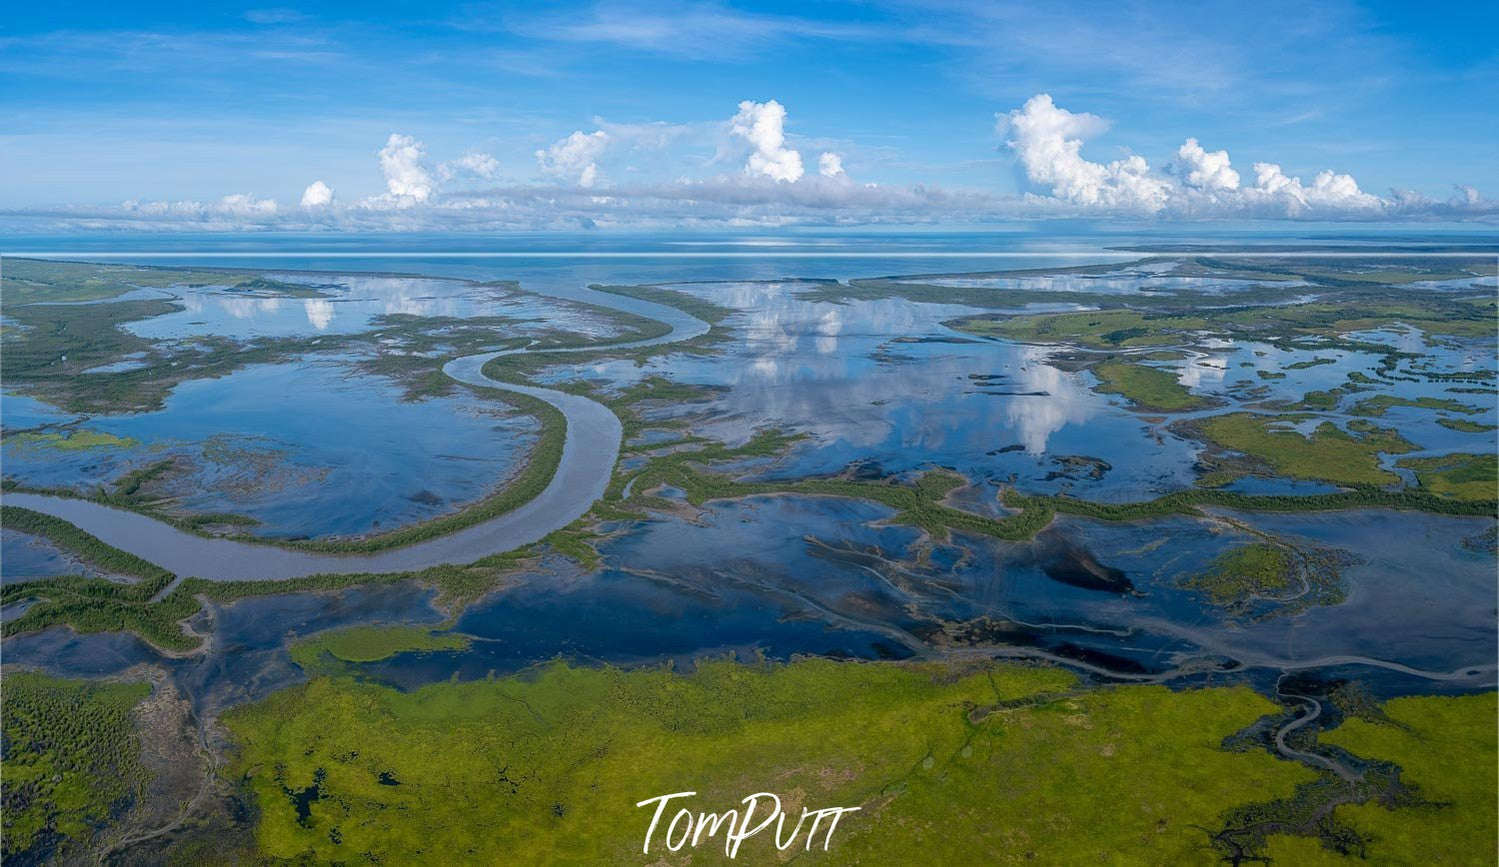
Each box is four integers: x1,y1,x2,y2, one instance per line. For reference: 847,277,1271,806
4,429,140,451
1436,417,1498,433
1,672,150,862
1264,693,1498,864
218,658,1499,864
1181,543,1290,605
1092,362,1215,412
1396,453,1498,501
289,625,470,671
1349,395,1484,417
1185,413,1416,486
220,659,1307,863
956,309,1211,348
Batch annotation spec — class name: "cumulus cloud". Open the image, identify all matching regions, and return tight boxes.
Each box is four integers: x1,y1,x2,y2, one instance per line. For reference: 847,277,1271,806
439,151,500,182
377,133,435,202
536,130,609,187
731,99,804,182
1176,138,1239,191
1001,93,1401,218
300,180,334,208
1000,94,1170,212
1247,163,1381,214
32,96,1495,231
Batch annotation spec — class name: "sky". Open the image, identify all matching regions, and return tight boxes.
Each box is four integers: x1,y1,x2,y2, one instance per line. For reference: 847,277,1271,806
3,0,1496,229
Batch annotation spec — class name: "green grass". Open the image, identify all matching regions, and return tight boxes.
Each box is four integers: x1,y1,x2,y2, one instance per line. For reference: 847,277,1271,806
289,625,470,671
952,309,1212,348
1349,395,1484,417
1264,693,1498,864
1396,452,1497,501
1436,417,1498,433
4,430,140,451
1187,413,1416,486
1091,362,1215,412
1,672,151,862
219,658,1320,863
1181,543,1291,606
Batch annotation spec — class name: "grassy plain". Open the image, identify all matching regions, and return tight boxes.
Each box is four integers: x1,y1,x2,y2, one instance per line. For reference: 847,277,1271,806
1091,361,1215,412
1396,452,1497,500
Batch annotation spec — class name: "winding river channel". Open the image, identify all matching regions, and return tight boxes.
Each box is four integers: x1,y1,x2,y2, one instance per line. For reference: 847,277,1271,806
5,285,710,581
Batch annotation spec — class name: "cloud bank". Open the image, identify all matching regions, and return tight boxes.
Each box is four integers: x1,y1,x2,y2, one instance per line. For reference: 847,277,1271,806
999,93,1411,218
13,95,1495,231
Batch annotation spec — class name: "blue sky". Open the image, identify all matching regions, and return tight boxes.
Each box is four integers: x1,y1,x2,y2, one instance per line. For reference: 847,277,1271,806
3,0,1496,227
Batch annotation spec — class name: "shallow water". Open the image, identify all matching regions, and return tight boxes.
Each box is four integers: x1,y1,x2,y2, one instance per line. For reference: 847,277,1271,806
4,360,540,539
2,231,1495,712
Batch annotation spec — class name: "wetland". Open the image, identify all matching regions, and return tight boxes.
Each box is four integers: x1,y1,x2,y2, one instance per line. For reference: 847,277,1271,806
2,236,1495,863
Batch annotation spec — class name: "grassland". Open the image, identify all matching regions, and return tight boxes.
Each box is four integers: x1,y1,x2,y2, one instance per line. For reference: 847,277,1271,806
1263,693,1497,864
1,672,151,863
1396,453,1497,501
219,658,1305,863
289,625,471,671
1091,361,1216,412
217,654,1498,864
1180,543,1291,606
5,429,140,451
1181,413,1416,486
955,309,1211,348
1348,395,1485,417
1436,417,1498,433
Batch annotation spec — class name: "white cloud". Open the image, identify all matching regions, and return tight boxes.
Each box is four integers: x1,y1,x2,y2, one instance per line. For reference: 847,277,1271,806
818,152,845,178
1176,138,1239,191
1247,163,1381,215
731,99,803,182
377,133,435,202
300,180,334,208
439,151,500,182
999,93,1171,212
215,193,278,215
536,130,609,187
1001,94,1398,218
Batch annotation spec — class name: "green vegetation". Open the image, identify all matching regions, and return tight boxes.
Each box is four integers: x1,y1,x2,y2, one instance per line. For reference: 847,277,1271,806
1,672,151,862
219,656,1498,864
1091,361,1215,412
1436,417,1498,433
1183,413,1416,486
0,257,275,304
1396,452,1497,501
1285,357,1337,370
4,429,139,451
1181,543,1291,605
289,625,470,671
954,309,1211,348
1263,693,1498,864
221,657,1316,863
1349,395,1484,417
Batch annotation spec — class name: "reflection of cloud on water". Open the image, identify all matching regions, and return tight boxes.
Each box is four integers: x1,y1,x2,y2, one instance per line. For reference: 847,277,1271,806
1177,352,1229,389
1003,349,1095,454
304,299,335,331
219,296,281,319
